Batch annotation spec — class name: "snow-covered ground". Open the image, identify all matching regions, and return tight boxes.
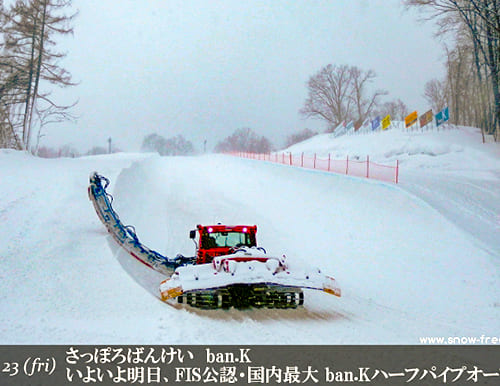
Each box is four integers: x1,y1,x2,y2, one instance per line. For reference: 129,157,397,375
0,125,499,344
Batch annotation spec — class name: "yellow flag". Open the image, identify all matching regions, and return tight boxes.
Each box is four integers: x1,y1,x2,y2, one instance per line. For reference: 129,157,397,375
382,114,391,130
405,111,418,128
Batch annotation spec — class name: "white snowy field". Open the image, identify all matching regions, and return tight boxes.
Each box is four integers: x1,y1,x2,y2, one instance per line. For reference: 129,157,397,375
0,125,499,344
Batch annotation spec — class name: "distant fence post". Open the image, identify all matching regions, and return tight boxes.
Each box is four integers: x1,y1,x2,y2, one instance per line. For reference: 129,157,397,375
313,153,317,169
289,153,292,166
346,155,349,175
301,152,304,167
328,153,331,171
366,155,370,178
396,159,399,184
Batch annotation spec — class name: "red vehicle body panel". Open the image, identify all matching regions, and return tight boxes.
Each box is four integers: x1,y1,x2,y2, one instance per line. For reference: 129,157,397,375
195,224,257,264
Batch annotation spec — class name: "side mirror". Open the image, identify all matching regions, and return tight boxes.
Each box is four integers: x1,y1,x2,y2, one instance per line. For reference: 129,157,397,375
189,230,196,239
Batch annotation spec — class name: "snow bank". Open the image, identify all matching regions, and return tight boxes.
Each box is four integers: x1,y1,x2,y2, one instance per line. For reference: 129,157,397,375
0,125,498,344
284,125,500,172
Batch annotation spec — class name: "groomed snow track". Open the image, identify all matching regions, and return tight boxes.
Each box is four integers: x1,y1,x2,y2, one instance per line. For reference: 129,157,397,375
88,171,341,310
88,172,181,276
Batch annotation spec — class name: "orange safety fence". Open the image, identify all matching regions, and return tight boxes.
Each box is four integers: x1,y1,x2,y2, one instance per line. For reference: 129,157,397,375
230,152,399,184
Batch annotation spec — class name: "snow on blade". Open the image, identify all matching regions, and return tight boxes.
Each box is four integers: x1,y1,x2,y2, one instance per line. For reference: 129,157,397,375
88,171,180,276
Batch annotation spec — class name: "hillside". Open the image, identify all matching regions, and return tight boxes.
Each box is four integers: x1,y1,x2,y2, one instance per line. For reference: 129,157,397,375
0,125,498,344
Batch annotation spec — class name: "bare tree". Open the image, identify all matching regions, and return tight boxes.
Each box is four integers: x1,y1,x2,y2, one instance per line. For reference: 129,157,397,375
214,128,273,153
350,66,388,123
141,133,166,154
376,98,409,121
300,64,386,132
0,1,23,149
300,64,353,131
0,0,77,151
424,78,448,113
163,134,195,156
141,133,195,156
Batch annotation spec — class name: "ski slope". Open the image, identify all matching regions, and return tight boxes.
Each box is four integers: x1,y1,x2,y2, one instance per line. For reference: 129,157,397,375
0,126,499,344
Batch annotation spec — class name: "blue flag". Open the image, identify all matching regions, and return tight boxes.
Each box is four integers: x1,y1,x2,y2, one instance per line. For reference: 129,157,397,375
435,107,449,127
371,116,381,130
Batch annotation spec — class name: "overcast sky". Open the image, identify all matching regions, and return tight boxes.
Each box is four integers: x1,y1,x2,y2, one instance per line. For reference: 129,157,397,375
42,0,446,153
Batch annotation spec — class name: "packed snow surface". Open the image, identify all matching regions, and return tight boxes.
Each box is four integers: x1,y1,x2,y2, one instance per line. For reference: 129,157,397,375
0,125,499,344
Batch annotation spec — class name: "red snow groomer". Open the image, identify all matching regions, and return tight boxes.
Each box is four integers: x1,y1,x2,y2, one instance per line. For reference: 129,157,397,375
159,223,341,309
88,172,341,310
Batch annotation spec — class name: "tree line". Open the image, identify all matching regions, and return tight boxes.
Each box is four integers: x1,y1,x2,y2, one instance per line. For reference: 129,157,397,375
405,0,500,141
141,130,274,155
3,1,496,154
140,128,322,155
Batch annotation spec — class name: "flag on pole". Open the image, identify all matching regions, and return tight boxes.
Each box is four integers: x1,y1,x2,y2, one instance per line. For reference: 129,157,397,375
405,111,418,128
381,115,391,130
419,110,433,128
435,107,449,127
